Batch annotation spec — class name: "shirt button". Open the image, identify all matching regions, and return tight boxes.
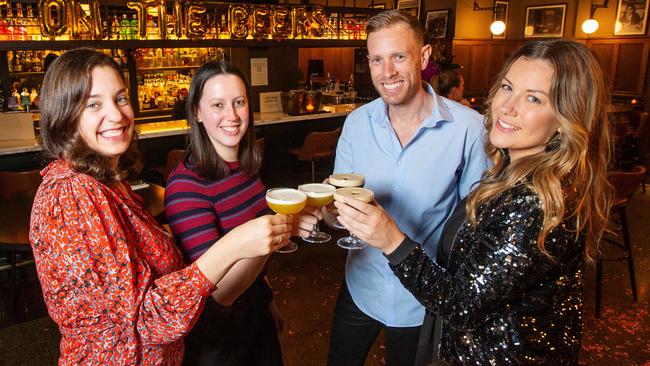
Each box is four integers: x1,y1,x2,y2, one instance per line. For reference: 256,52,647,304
394,186,400,191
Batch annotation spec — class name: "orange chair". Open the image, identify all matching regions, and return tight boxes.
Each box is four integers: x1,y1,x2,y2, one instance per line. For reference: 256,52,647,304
288,128,342,182
595,165,646,317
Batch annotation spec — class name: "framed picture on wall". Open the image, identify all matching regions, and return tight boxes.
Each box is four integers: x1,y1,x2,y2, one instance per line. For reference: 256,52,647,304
492,1,509,39
424,9,449,41
614,0,650,35
524,4,567,38
396,0,420,18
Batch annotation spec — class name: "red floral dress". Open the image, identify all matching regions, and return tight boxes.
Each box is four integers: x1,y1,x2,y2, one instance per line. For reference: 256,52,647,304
29,160,216,365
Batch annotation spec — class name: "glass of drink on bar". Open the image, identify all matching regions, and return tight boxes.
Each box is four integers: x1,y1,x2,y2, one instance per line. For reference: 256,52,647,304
265,188,307,253
298,183,336,243
333,187,374,250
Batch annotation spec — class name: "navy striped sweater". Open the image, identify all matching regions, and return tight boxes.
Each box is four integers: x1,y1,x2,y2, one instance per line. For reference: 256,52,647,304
164,160,269,262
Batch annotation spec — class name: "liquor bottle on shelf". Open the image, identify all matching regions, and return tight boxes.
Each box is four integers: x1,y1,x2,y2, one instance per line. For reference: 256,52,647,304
347,74,355,92
12,51,23,72
14,2,27,41
209,12,218,40
20,88,31,112
5,2,16,41
7,51,13,72
165,14,177,40
5,1,12,18
111,49,123,66
24,51,33,72
8,86,20,110
111,12,121,40
219,15,229,39
0,9,7,41
146,14,158,40
130,13,138,40
101,20,110,40
25,4,40,40
33,51,43,72
30,88,38,104
120,14,130,40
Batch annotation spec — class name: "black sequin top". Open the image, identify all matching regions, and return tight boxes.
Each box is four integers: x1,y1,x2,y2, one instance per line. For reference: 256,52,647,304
386,183,583,365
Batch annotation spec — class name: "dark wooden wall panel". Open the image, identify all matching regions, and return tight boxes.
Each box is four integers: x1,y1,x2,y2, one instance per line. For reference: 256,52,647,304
615,43,645,92
591,43,617,89
298,48,354,85
452,38,650,99
453,44,472,90
452,40,525,96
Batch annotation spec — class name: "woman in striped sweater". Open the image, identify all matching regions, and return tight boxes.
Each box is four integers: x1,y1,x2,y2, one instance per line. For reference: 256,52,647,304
164,60,319,366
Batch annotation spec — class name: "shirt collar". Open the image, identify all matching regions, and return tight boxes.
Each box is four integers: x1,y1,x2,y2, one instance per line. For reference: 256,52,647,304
368,82,454,128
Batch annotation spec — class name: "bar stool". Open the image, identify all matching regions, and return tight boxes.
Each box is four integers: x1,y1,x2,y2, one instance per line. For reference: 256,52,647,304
595,165,646,318
0,169,42,313
636,112,649,193
288,127,341,182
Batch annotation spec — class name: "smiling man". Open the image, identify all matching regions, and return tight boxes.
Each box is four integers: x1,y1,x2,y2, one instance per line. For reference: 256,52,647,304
327,10,489,366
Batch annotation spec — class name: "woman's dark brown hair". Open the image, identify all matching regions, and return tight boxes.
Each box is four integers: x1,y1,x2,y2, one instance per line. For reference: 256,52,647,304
39,48,141,183
185,60,261,180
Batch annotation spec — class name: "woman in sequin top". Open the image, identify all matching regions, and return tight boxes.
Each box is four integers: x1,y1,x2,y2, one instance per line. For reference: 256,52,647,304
29,48,293,365
333,40,612,365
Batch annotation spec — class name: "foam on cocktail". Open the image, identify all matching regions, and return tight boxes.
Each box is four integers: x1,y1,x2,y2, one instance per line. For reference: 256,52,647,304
266,188,307,215
299,183,335,207
329,173,365,188
333,187,374,203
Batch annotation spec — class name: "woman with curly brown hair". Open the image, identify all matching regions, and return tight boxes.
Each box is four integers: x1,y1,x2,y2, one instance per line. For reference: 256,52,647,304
334,39,611,365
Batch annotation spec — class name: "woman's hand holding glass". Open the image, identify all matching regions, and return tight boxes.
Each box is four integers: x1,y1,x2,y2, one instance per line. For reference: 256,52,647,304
333,193,405,254
196,214,293,281
223,214,295,258
266,188,307,253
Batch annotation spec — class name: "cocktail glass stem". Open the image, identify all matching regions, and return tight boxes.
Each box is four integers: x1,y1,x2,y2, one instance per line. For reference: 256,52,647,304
337,233,367,250
303,221,331,243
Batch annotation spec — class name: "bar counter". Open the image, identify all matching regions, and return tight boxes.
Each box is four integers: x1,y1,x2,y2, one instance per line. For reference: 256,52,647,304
0,103,364,157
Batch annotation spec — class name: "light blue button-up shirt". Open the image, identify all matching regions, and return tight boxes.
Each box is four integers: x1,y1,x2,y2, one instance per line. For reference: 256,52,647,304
334,83,489,327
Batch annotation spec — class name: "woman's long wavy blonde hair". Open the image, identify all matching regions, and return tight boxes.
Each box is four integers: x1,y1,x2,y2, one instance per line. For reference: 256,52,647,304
467,40,612,262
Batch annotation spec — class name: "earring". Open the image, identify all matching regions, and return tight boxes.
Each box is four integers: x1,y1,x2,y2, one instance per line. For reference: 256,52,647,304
544,131,561,152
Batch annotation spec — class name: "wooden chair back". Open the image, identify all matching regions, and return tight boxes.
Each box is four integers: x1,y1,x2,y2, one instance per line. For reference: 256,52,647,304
162,149,186,182
608,165,646,206
295,127,342,162
0,170,42,200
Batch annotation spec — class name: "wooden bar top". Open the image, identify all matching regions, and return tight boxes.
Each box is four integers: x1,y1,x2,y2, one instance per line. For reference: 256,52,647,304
0,103,363,156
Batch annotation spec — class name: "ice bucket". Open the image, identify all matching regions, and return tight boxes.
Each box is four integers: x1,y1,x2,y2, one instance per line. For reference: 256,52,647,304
281,90,303,115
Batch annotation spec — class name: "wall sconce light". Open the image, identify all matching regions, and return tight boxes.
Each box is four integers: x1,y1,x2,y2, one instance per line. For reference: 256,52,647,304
473,1,506,36
581,0,609,34
490,21,506,35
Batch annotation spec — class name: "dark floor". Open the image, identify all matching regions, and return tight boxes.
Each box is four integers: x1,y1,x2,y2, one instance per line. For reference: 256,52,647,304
0,163,648,365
